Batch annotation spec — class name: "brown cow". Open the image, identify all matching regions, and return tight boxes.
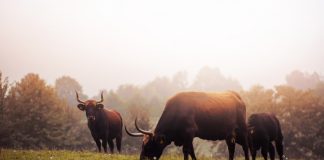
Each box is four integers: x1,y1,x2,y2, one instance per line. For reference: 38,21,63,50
76,92,123,153
126,91,250,160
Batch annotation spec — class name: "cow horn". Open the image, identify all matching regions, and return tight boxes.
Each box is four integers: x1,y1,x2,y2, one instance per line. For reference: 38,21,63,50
135,117,153,136
97,91,104,104
75,91,85,104
125,126,143,137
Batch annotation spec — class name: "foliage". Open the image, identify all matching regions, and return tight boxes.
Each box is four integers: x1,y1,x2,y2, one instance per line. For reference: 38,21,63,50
191,66,242,91
2,74,64,148
0,72,9,114
0,72,9,146
286,70,321,90
55,76,87,107
0,73,93,149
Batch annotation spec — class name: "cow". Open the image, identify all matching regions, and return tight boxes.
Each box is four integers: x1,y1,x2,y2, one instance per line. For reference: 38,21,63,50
125,91,250,160
247,113,284,160
76,92,123,153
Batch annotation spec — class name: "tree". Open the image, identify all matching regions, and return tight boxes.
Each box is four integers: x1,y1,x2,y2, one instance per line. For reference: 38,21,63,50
0,71,9,117
123,93,152,154
54,76,87,107
171,71,188,91
314,82,324,105
101,90,127,115
240,85,275,115
191,66,242,91
273,85,324,159
2,73,74,148
286,70,321,90
0,72,9,146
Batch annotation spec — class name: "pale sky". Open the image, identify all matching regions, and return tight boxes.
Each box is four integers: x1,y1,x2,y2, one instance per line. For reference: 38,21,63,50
0,0,323,96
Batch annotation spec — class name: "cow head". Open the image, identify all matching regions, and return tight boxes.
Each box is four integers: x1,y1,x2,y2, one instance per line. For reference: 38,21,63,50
76,91,104,122
125,118,169,160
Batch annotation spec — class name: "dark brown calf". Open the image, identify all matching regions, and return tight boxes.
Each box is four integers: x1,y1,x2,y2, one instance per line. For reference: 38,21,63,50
248,113,284,160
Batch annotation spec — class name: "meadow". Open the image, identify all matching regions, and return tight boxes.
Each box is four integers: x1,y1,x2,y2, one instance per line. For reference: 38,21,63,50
0,149,264,160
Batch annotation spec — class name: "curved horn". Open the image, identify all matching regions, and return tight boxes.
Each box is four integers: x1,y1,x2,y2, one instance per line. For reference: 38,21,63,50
96,91,104,104
75,91,85,104
135,117,153,136
125,126,144,137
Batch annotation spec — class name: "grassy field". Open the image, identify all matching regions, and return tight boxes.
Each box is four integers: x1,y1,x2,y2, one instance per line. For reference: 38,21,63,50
0,149,261,160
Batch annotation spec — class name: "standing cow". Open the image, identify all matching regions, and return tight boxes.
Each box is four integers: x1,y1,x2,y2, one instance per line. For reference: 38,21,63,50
126,91,250,160
248,113,284,160
76,92,123,153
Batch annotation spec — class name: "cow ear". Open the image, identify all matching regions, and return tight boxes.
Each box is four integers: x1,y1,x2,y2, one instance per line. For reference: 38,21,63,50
96,103,104,109
77,104,86,111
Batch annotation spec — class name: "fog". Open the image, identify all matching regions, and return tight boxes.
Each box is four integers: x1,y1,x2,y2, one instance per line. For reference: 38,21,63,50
0,0,323,95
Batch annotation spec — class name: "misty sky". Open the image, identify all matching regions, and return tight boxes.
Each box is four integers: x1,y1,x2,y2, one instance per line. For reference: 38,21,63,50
0,0,323,96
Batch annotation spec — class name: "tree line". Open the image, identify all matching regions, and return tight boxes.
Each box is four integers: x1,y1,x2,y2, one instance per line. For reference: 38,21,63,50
0,67,323,159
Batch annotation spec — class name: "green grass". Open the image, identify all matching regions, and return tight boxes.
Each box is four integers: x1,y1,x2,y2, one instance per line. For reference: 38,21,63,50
1,149,137,160
0,149,267,160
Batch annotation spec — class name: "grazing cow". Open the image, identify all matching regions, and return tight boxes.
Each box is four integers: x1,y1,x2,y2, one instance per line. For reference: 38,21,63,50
76,92,123,153
125,91,250,160
248,113,284,160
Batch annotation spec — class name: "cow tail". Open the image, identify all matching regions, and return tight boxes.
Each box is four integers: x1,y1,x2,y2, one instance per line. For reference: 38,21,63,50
119,113,123,130
235,98,250,158
233,92,247,131
231,91,247,130
274,116,283,141
274,115,285,159
237,101,247,131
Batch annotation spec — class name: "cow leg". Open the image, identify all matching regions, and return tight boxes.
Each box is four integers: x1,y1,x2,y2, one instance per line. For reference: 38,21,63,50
94,138,101,152
182,145,189,160
108,139,115,154
102,138,108,153
251,144,260,160
182,126,197,160
237,132,252,160
116,136,122,153
275,139,284,160
226,139,236,160
261,142,269,160
248,140,257,160
182,142,196,160
188,142,196,160
251,148,257,160
189,144,197,160
269,143,275,160
240,133,250,160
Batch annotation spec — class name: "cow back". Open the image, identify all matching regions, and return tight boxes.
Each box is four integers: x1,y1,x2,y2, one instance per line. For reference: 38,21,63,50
155,91,246,141
104,109,123,138
248,113,281,141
